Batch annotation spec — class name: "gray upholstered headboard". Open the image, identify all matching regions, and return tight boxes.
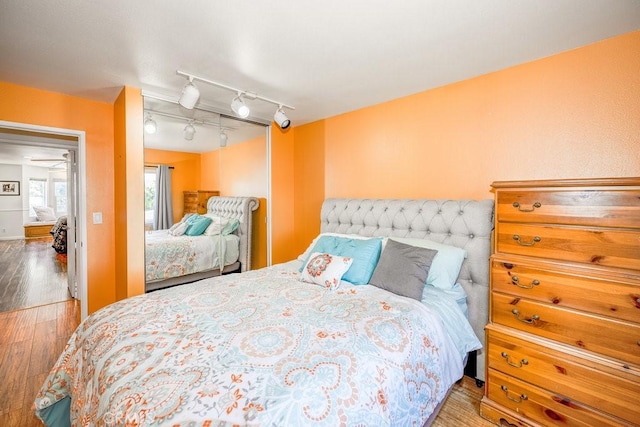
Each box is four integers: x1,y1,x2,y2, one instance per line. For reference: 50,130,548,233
207,196,260,272
321,198,494,381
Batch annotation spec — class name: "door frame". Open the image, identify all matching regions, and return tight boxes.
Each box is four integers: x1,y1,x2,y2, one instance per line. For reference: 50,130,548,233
0,120,88,319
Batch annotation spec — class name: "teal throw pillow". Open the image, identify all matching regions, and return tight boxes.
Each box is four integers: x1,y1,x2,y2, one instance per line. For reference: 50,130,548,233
300,235,382,285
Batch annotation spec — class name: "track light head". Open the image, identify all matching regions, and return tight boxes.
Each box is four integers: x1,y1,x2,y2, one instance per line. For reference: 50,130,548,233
179,78,200,109
231,95,250,118
274,107,291,129
144,115,157,134
219,130,228,147
184,121,196,140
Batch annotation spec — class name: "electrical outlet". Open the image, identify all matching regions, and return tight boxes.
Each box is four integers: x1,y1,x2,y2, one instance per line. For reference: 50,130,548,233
1,228,5,233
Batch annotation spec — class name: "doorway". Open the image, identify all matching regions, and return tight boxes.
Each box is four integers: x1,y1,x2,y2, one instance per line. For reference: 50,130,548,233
0,121,87,318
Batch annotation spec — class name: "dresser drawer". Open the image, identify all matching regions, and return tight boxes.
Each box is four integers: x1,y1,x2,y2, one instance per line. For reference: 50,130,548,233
492,292,640,366
486,369,628,427
495,189,640,228
480,398,538,427
491,257,640,324
496,223,640,270
486,326,640,424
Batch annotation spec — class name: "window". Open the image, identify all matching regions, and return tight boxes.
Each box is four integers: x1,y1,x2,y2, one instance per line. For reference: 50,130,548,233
53,180,68,216
29,178,47,216
144,169,157,227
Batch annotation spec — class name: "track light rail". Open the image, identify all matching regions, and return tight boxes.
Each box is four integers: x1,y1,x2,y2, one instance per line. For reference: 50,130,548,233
176,70,295,111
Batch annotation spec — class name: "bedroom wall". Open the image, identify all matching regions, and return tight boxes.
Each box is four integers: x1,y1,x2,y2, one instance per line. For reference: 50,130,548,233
289,30,640,258
114,86,145,302
271,125,295,264
144,148,202,224
0,81,116,313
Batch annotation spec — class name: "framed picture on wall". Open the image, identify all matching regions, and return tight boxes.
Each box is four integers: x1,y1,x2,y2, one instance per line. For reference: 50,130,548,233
0,181,20,196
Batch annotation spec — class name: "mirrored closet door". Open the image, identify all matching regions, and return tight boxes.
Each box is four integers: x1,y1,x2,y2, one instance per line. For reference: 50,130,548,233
142,95,269,290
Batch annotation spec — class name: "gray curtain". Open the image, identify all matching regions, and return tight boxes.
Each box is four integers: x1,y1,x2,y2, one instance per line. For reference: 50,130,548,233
153,165,173,230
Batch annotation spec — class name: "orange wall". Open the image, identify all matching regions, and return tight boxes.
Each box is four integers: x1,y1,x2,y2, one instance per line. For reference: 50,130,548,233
292,121,325,259
271,126,296,263
0,81,116,313
291,30,640,256
200,150,220,190
114,87,145,301
144,148,202,223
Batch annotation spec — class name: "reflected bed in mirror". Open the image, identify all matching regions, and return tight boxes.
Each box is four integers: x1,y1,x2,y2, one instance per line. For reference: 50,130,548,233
145,196,259,292
143,95,270,286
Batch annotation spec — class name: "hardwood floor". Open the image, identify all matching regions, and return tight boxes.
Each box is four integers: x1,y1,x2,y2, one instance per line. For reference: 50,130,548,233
0,238,70,313
0,300,79,426
1,299,494,426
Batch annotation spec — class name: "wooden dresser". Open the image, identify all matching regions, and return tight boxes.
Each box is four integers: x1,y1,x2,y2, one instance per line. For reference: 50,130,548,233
183,190,220,215
480,178,640,427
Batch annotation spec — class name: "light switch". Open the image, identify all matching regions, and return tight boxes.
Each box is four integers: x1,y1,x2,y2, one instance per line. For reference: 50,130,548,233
92,212,103,224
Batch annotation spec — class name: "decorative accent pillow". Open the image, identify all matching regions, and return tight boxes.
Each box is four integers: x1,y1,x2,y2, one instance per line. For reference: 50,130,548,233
202,215,240,236
33,206,56,221
299,235,382,285
184,215,213,236
388,237,467,290
300,252,353,290
168,221,188,236
370,239,438,300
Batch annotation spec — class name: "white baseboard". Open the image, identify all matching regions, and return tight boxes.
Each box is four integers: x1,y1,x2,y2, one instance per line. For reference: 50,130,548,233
0,236,24,241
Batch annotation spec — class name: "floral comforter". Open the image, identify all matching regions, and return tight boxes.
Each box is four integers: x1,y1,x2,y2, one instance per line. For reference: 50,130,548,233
145,230,240,282
35,262,464,426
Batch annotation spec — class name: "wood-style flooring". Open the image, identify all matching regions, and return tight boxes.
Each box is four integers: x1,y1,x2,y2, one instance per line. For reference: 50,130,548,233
1,298,494,426
0,300,80,426
0,238,70,313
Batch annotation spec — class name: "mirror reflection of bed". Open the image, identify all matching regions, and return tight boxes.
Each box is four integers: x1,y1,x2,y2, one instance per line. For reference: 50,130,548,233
142,96,269,291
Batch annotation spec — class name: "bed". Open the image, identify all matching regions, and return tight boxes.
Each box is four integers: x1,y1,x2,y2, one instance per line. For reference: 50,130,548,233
145,196,259,292
35,198,494,426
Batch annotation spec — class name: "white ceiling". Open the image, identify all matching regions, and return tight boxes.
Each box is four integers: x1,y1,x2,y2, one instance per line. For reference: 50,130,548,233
1,0,639,146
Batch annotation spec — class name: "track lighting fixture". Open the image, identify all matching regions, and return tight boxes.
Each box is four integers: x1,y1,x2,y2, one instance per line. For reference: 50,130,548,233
274,106,291,129
176,70,295,126
178,76,200,109
230,94,250,118
183,121,196,140
219,130,228,147
144,114,157,134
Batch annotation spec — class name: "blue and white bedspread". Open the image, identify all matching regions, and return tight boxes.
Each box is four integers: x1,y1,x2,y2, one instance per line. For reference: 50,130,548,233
35,262,465,426
145,230,240,282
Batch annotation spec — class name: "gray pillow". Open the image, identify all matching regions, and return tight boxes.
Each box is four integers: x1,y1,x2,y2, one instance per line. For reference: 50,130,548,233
369,239,438,301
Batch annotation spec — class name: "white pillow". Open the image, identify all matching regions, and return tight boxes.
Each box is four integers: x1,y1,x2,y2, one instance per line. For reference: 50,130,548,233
33,206,56,221
168,221,188,236
388,237,467,290
297,232,373,262
202,214,236,236
299,252,353,291
180,213,195,223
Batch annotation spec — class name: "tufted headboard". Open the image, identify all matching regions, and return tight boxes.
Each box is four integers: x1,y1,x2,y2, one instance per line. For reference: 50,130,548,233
207,196,260,272
321,198,494,381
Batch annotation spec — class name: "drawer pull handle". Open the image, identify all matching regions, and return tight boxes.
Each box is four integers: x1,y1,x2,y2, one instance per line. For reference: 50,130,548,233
513,235,541,246
499,419,518,427
512,201,541,212
501,385,528,403
511,276,540,289
501,351,529,368
512,309,539,324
